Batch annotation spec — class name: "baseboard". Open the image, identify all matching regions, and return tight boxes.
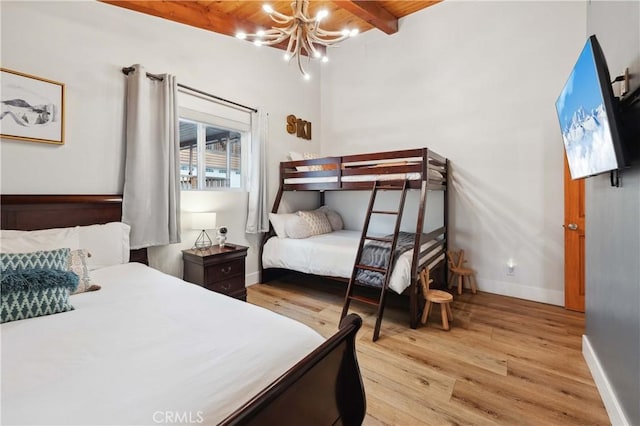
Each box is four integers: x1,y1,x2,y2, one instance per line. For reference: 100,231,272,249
476,278,564,306
582,335,630,426
245,271,260,287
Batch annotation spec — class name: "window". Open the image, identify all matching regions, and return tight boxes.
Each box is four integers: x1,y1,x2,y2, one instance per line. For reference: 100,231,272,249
179,109,249,191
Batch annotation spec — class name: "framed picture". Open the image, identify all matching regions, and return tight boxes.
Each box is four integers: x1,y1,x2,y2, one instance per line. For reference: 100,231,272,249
1,68,65,145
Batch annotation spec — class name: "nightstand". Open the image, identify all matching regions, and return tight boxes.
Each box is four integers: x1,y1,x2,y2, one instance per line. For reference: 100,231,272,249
182,244,249,301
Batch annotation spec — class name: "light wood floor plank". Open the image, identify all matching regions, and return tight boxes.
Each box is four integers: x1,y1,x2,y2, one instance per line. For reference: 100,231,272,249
247,277,609,425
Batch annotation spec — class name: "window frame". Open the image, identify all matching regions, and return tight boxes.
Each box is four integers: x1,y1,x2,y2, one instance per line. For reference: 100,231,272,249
179,107,250,192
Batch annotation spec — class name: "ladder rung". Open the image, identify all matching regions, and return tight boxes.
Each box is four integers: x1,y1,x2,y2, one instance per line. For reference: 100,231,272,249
349,295,379,306
371,210,399,215
365,236,393,242
355,264,387,273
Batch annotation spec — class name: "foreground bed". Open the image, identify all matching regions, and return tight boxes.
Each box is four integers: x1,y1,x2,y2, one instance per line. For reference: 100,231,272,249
1,195,366,426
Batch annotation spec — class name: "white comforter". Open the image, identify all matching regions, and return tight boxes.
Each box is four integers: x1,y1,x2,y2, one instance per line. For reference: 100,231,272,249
1,263,323,425
262,230,441,294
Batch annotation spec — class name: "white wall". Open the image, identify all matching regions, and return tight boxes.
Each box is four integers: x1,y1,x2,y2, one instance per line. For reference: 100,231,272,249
0,1,322,281
320,1,587,305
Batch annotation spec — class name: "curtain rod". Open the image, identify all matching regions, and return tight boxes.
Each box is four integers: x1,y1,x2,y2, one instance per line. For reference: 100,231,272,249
121,67,258,113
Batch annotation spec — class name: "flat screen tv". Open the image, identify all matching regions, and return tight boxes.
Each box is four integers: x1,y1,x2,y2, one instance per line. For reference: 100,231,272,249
556,35,628,180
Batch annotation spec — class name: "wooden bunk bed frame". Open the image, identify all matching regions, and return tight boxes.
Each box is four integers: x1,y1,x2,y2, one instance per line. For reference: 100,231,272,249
260,147,449,329
1,194,366,426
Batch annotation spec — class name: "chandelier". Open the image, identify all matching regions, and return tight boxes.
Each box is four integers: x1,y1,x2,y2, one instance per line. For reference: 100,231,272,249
236,0,359,80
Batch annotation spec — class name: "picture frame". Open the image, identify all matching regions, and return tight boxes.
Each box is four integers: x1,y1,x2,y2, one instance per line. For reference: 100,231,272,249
1,68,65,145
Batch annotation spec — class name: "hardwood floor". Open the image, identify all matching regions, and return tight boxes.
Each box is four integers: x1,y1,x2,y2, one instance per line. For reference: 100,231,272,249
247,274,610,426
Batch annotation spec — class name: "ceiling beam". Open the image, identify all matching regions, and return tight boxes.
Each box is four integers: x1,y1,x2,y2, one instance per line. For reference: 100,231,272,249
332,1,398,35
100,1,289,49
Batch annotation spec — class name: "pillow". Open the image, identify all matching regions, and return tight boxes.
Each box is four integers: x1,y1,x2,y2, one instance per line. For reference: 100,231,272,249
317,206,344,231
0,226,80,254
1,269,77,323
0,248,71,273
78,222,130,270
68,249,101,294
297,210,332,236
269,213,298,238
289,152,322,172
285,215,313,239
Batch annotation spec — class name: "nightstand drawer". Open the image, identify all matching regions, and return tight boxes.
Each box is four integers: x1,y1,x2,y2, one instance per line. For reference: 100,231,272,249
206,259,245,283
204,275,245,295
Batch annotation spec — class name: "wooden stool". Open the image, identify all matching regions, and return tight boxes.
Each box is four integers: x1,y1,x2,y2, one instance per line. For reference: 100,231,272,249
447,249,477,295
420,268,453,330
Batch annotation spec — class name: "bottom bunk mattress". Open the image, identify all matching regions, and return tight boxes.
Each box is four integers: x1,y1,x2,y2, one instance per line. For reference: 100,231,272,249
1,262,324,425
262,230,443,294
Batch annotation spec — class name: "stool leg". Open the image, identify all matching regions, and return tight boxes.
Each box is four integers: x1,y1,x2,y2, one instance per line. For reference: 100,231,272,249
421,300,432,325
448,273,455,289
457,275,463,295
445,302,453,321
440,303,450,330
470,274,477,294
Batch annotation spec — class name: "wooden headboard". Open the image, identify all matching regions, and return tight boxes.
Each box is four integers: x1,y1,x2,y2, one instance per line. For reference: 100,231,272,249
0,194,148,264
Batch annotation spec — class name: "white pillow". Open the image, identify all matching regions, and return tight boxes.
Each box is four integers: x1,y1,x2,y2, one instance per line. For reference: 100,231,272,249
78,222,130,270
317,206,344,231
269,213,297,238
0,227,80,253
289,152,321,172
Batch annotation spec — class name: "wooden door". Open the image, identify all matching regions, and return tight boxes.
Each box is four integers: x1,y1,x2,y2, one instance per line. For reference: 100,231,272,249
564,156,585,312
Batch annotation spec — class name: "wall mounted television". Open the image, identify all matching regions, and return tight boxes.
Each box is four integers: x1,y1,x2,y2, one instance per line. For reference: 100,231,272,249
556,35,629,180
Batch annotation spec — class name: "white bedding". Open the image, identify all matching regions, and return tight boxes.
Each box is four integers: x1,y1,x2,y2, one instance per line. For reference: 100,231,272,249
262,230,443,294
1,263,323,425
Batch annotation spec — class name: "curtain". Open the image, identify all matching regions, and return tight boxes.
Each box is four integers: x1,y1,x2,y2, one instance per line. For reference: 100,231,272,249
245,110,269,234
122,64,181,249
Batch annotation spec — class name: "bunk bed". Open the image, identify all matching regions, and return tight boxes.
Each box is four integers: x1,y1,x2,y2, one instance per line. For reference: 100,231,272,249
261,148,449,333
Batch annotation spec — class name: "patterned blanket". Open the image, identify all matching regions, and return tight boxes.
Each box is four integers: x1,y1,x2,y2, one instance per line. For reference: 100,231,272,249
355,232,416,288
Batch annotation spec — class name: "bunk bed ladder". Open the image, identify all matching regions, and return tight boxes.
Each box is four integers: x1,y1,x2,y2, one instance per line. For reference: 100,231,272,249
341,180,409,341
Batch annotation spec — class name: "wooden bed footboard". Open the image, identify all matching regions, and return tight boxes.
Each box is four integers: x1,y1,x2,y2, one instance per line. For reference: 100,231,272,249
220,313,366,425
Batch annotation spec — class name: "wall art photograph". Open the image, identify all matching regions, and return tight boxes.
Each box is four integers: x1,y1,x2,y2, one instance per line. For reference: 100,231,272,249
1,68,65,145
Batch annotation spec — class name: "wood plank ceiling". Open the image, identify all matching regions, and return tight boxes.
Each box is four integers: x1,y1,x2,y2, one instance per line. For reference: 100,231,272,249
102,1,442,47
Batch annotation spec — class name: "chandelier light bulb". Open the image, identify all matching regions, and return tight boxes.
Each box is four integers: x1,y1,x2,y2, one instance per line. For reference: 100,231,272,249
322,56,329,63
253,40,263,46
236,32,247,40
303,73,311,81
341,29,350,36
284,53,291,61
316,9,328,21
313,51,321,58
256,30,265,37
262,4,274,13
350,28,359,37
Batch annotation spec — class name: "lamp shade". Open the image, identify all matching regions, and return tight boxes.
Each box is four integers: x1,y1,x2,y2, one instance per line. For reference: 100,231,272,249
191,212,217,230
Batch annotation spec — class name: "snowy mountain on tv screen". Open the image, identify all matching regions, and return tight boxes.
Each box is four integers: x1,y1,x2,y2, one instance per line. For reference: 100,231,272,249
562,102,617,178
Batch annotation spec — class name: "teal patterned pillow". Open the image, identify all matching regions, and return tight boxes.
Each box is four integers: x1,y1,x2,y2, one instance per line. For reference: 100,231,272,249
0,248,71,273
1,269,78,323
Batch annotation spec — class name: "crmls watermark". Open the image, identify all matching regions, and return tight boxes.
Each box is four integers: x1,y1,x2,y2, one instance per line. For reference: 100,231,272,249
152,411,204,424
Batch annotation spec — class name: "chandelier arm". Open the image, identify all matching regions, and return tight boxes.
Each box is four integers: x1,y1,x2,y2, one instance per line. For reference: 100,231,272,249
296,49,307,76
285,32,297,58
269,13,293,25
308,33,349,46
315,28,350,37
304,32,322,58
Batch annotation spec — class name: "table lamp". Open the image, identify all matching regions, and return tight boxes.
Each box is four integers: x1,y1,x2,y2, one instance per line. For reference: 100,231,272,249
191,212,217,250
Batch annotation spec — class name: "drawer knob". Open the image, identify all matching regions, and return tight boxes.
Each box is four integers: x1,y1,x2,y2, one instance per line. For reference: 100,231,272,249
221,282,231,290
221,266,232,274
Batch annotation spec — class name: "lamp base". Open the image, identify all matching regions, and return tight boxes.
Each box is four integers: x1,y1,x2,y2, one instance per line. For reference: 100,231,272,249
193,230,213,250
